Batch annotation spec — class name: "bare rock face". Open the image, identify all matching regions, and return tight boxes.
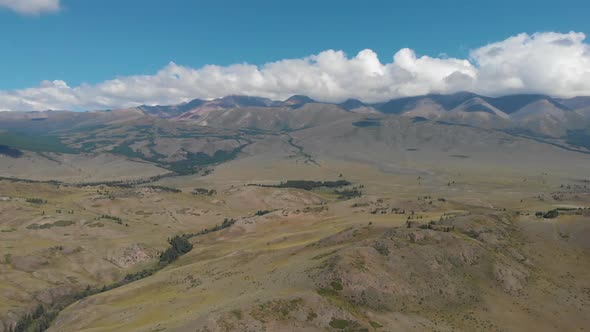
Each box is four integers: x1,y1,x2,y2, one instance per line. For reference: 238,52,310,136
108,243,158,268
314,230,489,312
493,261,529,295
188,212,534,332
0,312,20,332
303,212,534,328
407,230,426,243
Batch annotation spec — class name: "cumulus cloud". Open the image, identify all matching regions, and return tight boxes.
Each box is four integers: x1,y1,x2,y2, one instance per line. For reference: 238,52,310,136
471,32,590,97
0,0,60,15
1,31,590,112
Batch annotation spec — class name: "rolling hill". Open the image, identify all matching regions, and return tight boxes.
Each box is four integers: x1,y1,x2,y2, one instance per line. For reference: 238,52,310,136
1,92,590,332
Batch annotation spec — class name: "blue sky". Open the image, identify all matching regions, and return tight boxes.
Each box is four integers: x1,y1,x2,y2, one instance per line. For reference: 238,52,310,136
2,0,589,90
1,0,590,111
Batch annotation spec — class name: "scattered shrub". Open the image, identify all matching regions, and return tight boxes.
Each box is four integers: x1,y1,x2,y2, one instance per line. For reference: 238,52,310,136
329,318,350,329
27,220,75,230
25,198,47,204
146,185,181,193
255,210,272,216
257,180,351,191
334,189,362,199
543,209,559,219
12,304,59,332
330,280,343,291
373,242,390,256
99,214,123,224
370,321,383,328
192,188,217,196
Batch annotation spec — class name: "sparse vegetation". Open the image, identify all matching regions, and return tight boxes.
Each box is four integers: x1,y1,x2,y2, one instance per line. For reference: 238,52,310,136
123,268,157,283
334,188,362,199
231,309,243,320
145,185,181,193
307,311,318,321
353,120,381,127
373,242,390,256
255,210,272,216
253,179,363,201
543,209,559,219
370,321,383,329
311,250,339,260
159,235,194,264
98,214,123,224
286,136,318,165
329,318,350,329
27,220,75,230
330,280,343,291
251,298,303,320
11,304,59,332
317,287,339,297
192,188,217,196
181,218,236,238
257,179,351,190
12,215,239,331
167,147,248,175
0,132,74,154
25,198,47,204
112,140,248,175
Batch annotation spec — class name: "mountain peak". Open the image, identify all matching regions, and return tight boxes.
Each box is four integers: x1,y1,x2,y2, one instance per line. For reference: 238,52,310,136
339,98,366,110
220,95,278,107
281,95,316,108
483,94,570,114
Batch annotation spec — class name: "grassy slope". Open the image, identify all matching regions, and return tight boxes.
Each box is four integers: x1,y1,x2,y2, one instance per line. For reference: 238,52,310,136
43,156,590,332
0,181,243,329
0,132,74,154
1,114,590,331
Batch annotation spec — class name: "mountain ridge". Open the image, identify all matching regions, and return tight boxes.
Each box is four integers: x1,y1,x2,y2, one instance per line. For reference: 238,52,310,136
121,92,590,139
3,91,590,144
128,91,589,119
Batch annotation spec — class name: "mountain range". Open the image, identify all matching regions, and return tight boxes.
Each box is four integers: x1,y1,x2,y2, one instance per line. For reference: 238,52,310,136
120,91,590,148
2,89,590,331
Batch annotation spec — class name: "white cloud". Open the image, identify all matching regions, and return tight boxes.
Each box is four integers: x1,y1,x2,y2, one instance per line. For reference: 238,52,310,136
1,31,590,111
470,32,590,97
0,0,60,15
